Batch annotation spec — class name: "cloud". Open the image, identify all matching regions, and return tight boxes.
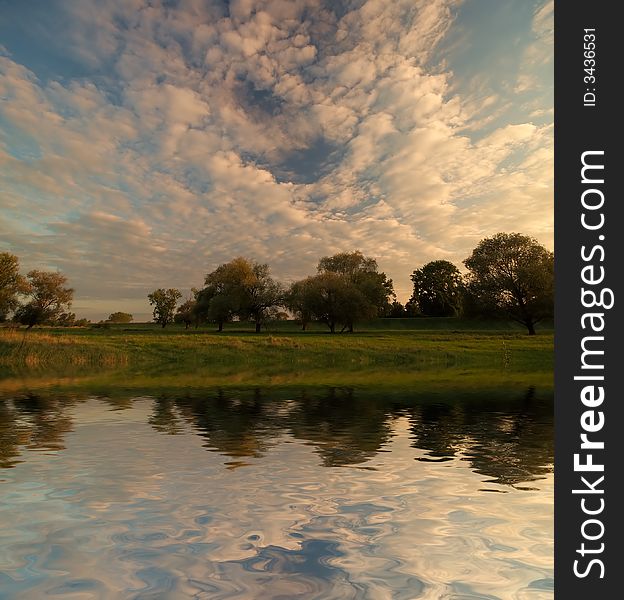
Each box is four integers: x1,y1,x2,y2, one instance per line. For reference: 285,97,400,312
0,0,552,319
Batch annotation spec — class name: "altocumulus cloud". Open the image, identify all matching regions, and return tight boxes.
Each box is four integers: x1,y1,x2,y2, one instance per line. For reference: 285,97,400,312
0,0,552,319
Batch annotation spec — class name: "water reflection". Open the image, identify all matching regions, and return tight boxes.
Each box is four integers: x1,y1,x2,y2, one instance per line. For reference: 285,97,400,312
0,387,553,484
0,386,553,598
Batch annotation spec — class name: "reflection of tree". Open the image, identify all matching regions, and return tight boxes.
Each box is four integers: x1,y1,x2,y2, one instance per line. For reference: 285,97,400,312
287,388,393,467
144,386,553,483
149,396,184,435
1,386,554,488
406,387,554,485
147,388,394,468
0,394,76,468
0,401,25,468
172,389,281,460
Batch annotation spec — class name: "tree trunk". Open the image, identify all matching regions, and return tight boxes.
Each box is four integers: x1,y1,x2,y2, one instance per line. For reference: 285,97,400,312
348,323,354,333
329,322,335,333
302,322,307,331
218,321,223,332
255,321,261,333
526,321,536,335
161,322,166,328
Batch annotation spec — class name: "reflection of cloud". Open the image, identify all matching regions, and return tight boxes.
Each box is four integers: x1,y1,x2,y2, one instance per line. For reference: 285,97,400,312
0,1,552,318
1,398,553,599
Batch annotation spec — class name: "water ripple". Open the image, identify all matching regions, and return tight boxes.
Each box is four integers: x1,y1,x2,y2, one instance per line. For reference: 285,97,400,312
0,389,553,599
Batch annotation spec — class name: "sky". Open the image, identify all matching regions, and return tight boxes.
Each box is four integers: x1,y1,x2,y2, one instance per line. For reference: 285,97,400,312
0,0,553,321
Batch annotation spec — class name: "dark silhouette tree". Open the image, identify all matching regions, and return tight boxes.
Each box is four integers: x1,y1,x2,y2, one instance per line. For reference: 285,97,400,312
463,233,554,335
14,270,74,328
174,299,197,329
409,260,464,317
107,311,133,323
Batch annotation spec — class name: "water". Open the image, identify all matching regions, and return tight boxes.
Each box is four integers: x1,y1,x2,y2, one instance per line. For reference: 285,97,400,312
0,386,553,599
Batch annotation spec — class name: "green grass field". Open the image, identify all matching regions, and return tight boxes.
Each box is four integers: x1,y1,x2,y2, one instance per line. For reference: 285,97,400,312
0,318,553,393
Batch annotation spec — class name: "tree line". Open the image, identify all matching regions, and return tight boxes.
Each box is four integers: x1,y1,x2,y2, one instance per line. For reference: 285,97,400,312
148,233,553,335
0,253,76,328
0,232,553,335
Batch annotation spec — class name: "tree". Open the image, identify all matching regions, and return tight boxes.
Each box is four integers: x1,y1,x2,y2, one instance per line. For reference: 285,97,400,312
287,252,394,333
0,252,28,321
194,284,234,332
107,312,133,323
56,312,76,327
288,272,351,333
200,258,283,333
14,270,74,328
386,300,406,318
147,288,182,328
174,299,197,329
463,233,554,335
317,251,395,332
409,260,464,317
285,278,314,330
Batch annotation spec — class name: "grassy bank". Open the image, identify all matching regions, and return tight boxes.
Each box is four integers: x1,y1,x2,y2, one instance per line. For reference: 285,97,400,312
0,320,553,393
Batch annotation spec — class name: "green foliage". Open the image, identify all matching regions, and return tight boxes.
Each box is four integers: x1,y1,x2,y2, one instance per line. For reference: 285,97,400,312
289,250,395,332
14,270,74,328
409,260,464,317
463,233,554,335
287,272,356,333
0,252,29,321
174,299,197,329
107,312,133,323
199,257,283,332
147,288,182,328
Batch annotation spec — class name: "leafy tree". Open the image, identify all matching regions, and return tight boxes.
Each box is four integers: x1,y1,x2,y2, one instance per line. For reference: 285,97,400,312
404,298,420,317
316,251,395,332
0,252,28,321
409,260,464,317
386,300,406,318
285,278,315,331
288,272,352,333
56,312,76,327
107,312,133,323
463,232,554,335
147,288,182,328
201,258,283,332
194,285,234,332
287,250,394,333
174,299,197,329
14,270,74,329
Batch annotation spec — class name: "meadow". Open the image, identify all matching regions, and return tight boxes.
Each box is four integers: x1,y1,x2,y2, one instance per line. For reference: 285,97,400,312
0,318,553,394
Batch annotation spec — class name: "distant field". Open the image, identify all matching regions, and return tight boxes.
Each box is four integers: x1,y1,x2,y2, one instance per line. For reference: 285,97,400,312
77,316,554,333
0,318,553,393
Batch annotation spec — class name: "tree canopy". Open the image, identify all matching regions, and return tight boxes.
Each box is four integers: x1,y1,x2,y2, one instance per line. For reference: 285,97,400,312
200,257,283,332
14,270,74,328
148,288,182,328
286,251,395,333
107,312,133,323
463,233,554,335
409,260,464,317
0,252,28,321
